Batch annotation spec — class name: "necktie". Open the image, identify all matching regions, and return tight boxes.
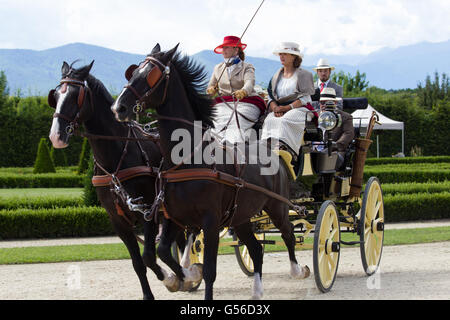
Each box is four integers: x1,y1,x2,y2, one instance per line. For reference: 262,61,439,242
320,82,325,92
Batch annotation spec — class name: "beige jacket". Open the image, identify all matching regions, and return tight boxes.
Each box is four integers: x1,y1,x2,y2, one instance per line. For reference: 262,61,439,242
208,61,257,96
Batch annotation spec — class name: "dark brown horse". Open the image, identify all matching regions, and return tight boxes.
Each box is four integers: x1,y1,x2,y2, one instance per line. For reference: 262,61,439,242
48,61,200,299
112,44,310,300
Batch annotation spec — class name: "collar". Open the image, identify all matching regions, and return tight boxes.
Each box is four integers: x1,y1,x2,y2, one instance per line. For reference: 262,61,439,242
318,79,330,86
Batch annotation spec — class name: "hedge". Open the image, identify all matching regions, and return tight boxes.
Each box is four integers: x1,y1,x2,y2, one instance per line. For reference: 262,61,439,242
364,169,450,184
0,197,83,210
383,192,450,222
365,156,450,165
0,192,449,239
0,206,114,240
380,181,450,196
0,173,84,188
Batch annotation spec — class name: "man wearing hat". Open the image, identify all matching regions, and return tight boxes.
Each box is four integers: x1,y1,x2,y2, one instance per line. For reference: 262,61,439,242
312,58,343,110
319,87,354,169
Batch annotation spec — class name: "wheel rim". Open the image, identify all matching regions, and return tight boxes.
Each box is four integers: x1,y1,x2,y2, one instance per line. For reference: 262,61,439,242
362,179,384,274
317,204,340,289
237,233,265,274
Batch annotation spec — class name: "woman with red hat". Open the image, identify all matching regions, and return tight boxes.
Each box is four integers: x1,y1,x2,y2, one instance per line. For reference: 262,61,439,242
206,36,266,144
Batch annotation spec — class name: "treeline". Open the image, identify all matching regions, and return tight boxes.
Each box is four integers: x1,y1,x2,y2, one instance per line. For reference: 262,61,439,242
331,70,449,157
0,70,449,167
0,71,84,167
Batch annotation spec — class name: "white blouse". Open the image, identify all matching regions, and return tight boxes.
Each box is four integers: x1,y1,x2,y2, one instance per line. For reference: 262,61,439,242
275,74,312,105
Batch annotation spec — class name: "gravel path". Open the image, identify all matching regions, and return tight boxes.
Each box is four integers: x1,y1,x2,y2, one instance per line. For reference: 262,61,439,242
1,241,449,300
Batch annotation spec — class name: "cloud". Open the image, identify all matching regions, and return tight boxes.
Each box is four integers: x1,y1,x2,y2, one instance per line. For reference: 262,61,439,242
0,0,449,58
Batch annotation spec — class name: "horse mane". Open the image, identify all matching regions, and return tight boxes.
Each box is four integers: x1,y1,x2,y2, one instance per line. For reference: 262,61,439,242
169,52,215,127
85,74,115,106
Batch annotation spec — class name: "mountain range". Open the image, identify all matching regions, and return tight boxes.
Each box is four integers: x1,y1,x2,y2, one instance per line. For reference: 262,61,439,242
1,40,449,96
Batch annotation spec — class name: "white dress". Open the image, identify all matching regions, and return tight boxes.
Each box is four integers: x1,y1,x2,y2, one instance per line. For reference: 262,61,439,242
261,75,313,154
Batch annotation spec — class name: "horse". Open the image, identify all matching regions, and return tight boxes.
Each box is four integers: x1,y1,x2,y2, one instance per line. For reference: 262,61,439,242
111,44,310,300
48,60,201,299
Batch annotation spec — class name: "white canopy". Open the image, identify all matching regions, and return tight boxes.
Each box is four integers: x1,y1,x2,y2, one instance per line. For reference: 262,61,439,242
352,104,405,155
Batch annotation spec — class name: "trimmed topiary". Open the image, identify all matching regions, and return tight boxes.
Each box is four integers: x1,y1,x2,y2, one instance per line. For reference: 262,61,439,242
83,150,100,207
33,138,56,174
77,137,90,174
50,146,68,167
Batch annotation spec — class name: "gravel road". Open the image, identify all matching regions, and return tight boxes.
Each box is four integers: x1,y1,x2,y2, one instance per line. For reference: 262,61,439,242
1,241,449,300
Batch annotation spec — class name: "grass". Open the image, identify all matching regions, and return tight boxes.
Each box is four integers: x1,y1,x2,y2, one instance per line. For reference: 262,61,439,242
0,188,83,199
1,226,449,265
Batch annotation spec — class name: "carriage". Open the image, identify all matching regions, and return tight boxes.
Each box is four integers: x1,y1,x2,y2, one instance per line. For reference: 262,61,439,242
177,96,385,293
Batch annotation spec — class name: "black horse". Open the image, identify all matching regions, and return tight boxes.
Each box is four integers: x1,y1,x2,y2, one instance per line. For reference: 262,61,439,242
48,61,201,299
112,44,310,300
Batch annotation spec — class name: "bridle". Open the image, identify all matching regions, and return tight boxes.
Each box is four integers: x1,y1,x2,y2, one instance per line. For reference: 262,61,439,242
124,56,171,114
48,78,93,136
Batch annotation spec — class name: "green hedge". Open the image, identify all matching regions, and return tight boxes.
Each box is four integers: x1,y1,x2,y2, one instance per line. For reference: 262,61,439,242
381,181,450,196
364,169,450,183
0,173,84,188
0,197,83,210
366,156,450,165
0,206,114,239
384,192,450,222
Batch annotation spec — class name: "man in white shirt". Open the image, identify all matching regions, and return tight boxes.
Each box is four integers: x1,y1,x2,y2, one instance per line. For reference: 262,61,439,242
312,58,343,110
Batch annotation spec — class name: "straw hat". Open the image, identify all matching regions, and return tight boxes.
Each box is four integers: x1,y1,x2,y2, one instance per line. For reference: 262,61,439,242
313,58,335,71
272,42,304,58
320,87,337,102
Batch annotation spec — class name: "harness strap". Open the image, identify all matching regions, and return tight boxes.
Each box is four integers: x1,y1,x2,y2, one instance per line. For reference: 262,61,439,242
92,166,159,187
160,168,300,210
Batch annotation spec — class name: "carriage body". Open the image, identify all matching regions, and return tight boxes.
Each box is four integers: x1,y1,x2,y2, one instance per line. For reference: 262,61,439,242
231,97,385,292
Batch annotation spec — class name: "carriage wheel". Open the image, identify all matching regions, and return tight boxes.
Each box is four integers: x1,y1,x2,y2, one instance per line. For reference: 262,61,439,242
313,200,341,293
360,177,384,276
233,232,265,277
171,232,204,292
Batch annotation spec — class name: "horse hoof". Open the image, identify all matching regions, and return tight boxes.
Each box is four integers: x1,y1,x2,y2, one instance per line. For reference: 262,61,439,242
163,274,180,293
188,263,203,282
302,265,311,279
179,281,194,292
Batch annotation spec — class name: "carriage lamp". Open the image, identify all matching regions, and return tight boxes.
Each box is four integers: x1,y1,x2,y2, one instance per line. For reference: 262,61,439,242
318,111,338,131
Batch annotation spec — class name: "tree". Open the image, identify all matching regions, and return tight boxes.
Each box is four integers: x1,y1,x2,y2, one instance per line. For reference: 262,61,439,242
33,138,56,173
417,72,449,109
77,138,91,174
331,70,369,95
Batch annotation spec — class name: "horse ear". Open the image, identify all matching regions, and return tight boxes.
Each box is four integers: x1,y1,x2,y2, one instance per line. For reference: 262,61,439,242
150,43,161,55
87,60,95,72
162,43,179,63
61,61,70,76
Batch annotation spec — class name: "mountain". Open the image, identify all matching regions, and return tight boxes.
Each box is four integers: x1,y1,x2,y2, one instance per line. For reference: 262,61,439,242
0,43,146,96
0,40,449,95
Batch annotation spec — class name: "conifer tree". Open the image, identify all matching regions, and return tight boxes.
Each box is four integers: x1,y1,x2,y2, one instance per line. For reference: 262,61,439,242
33,138,56,173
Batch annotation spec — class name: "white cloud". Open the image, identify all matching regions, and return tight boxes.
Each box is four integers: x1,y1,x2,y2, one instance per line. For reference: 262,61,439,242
0,0,449,57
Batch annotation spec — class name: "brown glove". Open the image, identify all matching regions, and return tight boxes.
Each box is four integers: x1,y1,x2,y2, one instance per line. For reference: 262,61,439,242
206,86,218,96
233,89,248,100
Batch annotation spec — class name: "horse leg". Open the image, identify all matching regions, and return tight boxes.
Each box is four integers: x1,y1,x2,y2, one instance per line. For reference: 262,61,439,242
267,204,310,279
157,220,202,292
234,222,264,299
142,220,165,281
111,217,154,300
202,215,220,300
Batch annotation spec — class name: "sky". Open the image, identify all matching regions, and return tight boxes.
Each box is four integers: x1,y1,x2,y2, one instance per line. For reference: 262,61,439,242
1,0,450,59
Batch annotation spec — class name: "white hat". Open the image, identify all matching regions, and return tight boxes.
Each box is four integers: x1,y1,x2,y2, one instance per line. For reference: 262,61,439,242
313,58,335,71
273,42,304,59
320,87,337,102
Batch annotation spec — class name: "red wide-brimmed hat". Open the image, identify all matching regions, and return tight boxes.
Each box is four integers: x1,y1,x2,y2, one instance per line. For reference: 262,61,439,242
214,36,247,54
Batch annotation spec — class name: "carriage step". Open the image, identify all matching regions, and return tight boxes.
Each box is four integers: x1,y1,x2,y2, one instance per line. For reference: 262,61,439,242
340,240,364,246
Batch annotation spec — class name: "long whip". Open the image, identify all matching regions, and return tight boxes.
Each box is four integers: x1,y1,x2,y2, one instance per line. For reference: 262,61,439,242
215,0,266,85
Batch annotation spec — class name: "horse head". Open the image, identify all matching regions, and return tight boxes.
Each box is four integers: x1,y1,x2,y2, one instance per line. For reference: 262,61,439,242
48,60,94,148
112,43,178,122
